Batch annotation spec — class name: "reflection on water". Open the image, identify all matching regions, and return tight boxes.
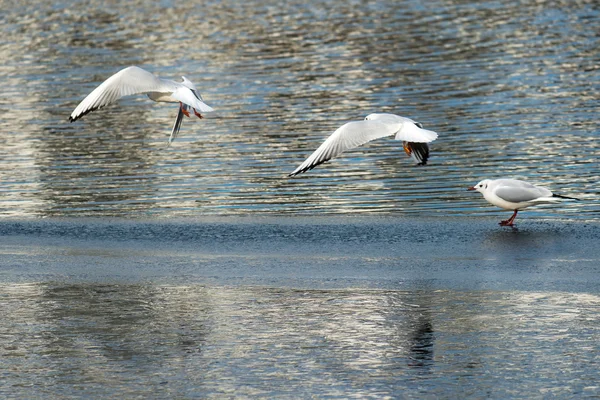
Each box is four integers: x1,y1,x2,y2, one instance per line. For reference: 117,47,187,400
1,0,599,218
1,283,599,397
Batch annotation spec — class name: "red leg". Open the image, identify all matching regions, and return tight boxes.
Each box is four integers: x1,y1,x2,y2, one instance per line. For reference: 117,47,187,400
499,210,518,226
180,102,190,117
193,109,203,119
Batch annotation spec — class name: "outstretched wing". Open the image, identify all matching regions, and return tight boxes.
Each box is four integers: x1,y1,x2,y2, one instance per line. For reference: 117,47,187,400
289,120,398,176
69,66,173,122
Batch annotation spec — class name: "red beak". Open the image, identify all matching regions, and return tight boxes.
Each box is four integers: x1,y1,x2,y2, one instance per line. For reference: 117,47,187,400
467,186,476,191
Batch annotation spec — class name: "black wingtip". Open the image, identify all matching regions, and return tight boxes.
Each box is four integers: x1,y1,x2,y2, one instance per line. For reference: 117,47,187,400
404,142,430,166
289,159,328,177
552,193,580,201
288,168,305,178
69,105,103,123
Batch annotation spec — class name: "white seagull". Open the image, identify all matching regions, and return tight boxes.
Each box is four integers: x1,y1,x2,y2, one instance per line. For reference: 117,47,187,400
289,113,438,177
69,66,214,144
467,178,580,226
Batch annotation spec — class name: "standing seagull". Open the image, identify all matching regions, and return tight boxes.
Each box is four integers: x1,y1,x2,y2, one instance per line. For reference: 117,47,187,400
69,66,214,144
289,113,438,177
467,178,580,226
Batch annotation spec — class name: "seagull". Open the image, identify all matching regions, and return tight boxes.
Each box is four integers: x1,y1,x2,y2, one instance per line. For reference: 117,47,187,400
467,178,580,226
69,66,214,144
289,113,438,177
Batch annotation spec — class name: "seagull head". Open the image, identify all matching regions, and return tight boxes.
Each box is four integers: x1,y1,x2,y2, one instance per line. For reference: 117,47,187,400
467,179,491,194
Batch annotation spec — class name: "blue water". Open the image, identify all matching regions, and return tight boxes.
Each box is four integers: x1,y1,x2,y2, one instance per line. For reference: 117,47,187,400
2,0,600,398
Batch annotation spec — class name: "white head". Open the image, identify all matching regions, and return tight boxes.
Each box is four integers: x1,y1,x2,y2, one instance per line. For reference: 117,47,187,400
468,179,492,194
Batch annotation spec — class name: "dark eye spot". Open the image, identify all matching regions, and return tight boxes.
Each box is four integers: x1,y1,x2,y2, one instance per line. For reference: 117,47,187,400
415,122,423,129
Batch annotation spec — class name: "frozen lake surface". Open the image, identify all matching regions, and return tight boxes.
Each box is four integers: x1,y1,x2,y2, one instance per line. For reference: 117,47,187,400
1,217,600,398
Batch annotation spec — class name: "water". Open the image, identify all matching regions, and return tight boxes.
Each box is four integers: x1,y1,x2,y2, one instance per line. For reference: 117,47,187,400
3,283,600,398
2,0,600,397
1,0,599,218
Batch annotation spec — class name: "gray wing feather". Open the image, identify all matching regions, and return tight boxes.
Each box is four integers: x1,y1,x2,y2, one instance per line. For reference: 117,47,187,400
495,181,552,203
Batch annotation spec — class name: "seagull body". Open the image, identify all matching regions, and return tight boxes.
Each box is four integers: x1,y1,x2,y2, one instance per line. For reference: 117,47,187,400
69,66,214,144
289,113,438,177
468,178,579,226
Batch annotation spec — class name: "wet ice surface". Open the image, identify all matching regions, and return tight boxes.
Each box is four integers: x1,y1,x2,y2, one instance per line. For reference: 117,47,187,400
2,216,600,291
0,217,599,290
2,217,600,398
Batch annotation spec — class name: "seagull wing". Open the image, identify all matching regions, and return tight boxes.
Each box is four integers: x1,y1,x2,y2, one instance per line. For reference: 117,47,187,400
168,104,187,145
394,123,438,143
494,181,553,203
69,66,175,122
289,120,398,176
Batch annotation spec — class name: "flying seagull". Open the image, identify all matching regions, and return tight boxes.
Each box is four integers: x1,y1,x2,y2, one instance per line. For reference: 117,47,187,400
289,113,438,177
69,66,214,144
467,178,580,226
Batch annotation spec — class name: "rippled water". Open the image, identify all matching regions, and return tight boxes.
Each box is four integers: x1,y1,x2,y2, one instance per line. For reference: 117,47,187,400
1,0,598,218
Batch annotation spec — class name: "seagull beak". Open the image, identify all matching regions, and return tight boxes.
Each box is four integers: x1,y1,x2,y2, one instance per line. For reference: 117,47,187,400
467,186,476,191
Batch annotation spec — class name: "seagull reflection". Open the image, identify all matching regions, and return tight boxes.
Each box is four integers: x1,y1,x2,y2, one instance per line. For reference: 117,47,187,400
407,319,435,368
